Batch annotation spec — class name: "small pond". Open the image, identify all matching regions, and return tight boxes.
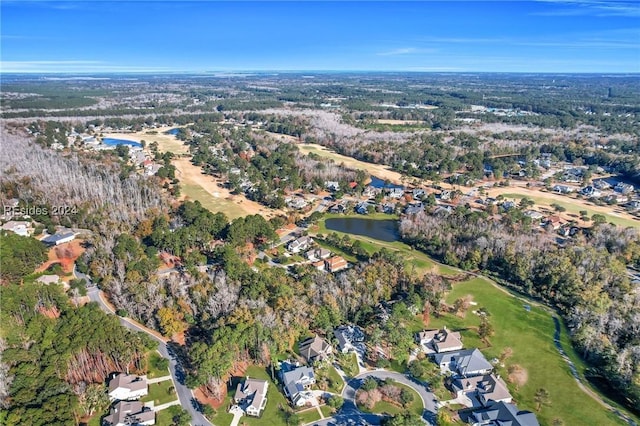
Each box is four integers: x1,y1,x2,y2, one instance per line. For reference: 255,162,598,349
325,217,399,242
102,138,142,148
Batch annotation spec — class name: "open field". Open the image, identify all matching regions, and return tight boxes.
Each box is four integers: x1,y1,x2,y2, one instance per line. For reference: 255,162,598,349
426,277,632,426
106,128,284,220
104,127,190,155
298,143,405,185
173,156,284,219
376,119,423,125
485,186,640,229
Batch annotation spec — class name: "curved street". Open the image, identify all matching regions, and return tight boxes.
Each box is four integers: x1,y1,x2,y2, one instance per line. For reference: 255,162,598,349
81,268,212,426
338,370,437,425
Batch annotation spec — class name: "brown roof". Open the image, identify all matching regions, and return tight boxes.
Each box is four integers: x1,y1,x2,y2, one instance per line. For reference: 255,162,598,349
325,256,347,272
418,328,462,351
298,335,331,362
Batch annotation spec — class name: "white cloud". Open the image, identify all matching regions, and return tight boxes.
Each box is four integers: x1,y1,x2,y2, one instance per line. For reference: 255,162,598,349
377,47,438,56
533,0,640,17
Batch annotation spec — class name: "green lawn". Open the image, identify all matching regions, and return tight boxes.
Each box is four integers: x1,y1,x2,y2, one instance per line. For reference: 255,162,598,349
85,414,102,426
358,383,423,417
313,214,456,277
141,379,177,406
427,277,628,426
156,405,184,425
146,350,169,379
337,352,359,378
320,404,335,418
297,407,322,425
211,365,290,426
500,192,639,229
181,183,249,220
314,362,345,394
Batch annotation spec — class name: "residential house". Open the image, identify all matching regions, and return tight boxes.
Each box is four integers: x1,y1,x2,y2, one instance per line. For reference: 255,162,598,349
36,274,61,285
312,260,326,271
417,327,463,353
440,190,453,201
452,374,512,407
552,185,575,194
287,236,312,253
387,187,405,199
603,194,629,204
1,221,31,237
333,325,365,354
103,400,155,426
626,200,640,211
592,179,611,190
544,215,564,231
325,181,340,192
404,202,424,215
108,373,148,401
469,401,539,426
328,203,346,214
355,202,370,214
281,364,317,407
41,231,75,246
235,377,268,417
298,335,332,364
363,185,382,198
580,186,601,198
433,348,493,377
413,188,426,200
325,256,348,273
523,210,544,220
286,197,308,210
306,248,331,262
614,182,635,194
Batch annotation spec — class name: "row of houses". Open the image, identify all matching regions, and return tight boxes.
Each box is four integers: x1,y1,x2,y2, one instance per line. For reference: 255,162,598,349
286,236,349,273
417,328,539,425
103,373,155,426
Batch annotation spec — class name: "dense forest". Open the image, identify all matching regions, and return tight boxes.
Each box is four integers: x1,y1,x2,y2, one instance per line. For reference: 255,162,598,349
0,282,154,425
400,210,640,412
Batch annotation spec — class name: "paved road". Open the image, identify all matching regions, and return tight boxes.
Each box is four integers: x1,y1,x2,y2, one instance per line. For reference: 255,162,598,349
340,371,437,425
83,275,212,426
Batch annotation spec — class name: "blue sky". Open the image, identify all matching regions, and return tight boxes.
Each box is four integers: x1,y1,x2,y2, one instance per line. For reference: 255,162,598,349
1,1,638,73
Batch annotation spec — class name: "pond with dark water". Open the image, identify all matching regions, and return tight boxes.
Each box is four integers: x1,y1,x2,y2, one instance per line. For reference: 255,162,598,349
324,217,399,242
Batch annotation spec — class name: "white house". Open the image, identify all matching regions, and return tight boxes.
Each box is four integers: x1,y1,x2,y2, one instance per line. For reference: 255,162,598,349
235,377,268,417
41,231,75,246
108,373,148,401
1,221,31,237
287,236,312,253
417,327,463,353
452,374,512,407
281,364,317,407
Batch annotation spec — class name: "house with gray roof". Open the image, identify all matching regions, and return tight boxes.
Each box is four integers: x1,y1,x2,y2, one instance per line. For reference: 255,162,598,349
235,377,268,417
433,348,493,377
469,401,539,426
103,400,155,426
280,363,317,407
